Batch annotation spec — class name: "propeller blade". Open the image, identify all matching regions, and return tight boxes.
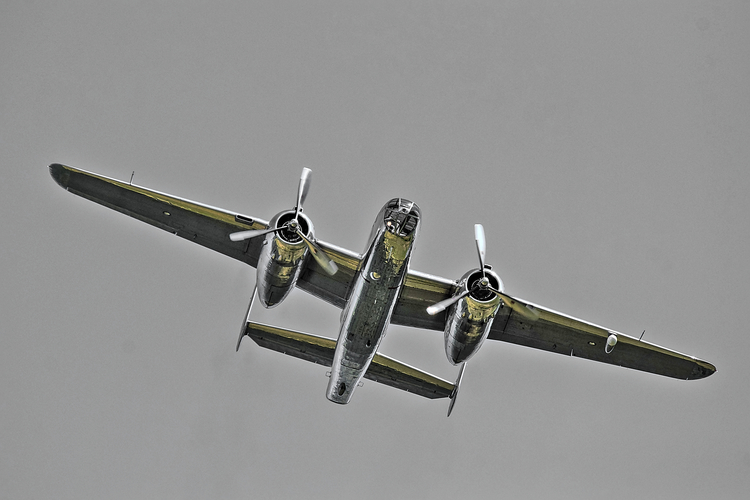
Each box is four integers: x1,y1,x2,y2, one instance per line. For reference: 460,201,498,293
295,167,312,219
295,229,338,276
229,226,282,242
426,288,471,316
488,287,540,321
474,224,486,277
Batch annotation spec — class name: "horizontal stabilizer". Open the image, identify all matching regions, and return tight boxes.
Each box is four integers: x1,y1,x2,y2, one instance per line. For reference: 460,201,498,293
245,321,455,399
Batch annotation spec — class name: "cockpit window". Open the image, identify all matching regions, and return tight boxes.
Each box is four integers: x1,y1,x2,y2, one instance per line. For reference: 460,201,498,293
384,198,420,237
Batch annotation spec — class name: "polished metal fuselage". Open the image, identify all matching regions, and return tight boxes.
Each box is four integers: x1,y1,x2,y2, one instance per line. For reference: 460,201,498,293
326,198,420,404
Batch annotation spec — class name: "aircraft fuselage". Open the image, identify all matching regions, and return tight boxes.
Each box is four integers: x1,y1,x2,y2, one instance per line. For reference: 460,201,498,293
326,198,421,404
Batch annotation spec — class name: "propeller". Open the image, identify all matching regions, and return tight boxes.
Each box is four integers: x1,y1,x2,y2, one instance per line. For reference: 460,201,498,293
295,229,338,276
228,168,338,276
426,289,471,316
426,224,539,321
229,226,282,242
487,285,540,321
474,223,486,276
295,167,311,220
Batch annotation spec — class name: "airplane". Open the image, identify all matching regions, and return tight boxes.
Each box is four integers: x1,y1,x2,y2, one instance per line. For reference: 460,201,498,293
49,163,716,416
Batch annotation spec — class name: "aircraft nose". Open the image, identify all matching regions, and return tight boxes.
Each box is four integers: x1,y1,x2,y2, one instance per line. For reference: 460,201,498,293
399,198,420,218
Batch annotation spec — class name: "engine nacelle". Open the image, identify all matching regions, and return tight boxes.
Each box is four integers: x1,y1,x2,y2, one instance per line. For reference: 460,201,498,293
443,267,504,365
256,210,315,308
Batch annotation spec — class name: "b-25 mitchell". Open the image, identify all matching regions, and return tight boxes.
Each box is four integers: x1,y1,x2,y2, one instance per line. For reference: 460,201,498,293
50,164,715,416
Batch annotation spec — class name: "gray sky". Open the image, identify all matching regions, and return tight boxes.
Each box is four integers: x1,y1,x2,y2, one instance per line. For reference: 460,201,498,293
3,1,749,498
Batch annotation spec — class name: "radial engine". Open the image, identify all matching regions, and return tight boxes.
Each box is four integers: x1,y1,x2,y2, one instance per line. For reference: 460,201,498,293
229,168,337,308
427,224,539,365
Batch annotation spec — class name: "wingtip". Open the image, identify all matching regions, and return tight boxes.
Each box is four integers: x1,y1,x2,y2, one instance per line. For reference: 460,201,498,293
49,163,70,189
681,358,717,380
694,359,717,379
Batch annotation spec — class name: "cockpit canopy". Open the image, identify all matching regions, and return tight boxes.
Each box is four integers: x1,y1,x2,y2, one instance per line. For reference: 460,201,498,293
383,198,420,237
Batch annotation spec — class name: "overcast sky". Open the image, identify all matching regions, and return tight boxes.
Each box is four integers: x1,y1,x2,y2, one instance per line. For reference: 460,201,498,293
3,1,750,498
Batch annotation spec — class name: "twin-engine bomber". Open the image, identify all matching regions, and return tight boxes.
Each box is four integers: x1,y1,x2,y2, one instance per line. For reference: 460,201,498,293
49,164,716,416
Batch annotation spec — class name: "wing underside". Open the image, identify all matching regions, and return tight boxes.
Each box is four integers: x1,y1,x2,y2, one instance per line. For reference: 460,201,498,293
394,271,715,380
50,164,360,306
489,300,715,380
50,163,269,265
391,270,457,331
244,321,455,399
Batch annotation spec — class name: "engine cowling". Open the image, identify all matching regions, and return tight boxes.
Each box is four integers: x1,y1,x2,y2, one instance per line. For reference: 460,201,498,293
256,210,315,308
230,167,337,311
443,267,504,365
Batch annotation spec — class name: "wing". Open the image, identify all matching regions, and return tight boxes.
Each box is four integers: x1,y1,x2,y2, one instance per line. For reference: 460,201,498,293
244,321,455,399
391,270,457,330
49,164,360,305
394,269,715,380
489,298,715,380
297,241,361,308
50,163,269,265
